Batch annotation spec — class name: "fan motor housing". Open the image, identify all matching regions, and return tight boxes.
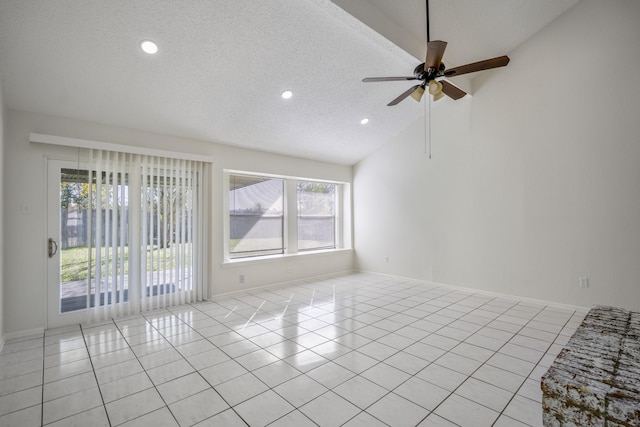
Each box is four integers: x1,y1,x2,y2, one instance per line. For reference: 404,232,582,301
413,63,427,80
414,63,445,81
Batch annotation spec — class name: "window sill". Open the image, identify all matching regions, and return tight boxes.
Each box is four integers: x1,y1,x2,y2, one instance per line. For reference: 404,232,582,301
221,248,353,268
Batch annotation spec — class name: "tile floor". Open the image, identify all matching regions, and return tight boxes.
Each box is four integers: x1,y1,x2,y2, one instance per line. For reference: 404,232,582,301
0,273,586,426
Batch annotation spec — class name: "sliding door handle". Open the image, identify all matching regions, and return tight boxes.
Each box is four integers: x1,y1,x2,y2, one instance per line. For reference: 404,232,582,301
48,238,58,258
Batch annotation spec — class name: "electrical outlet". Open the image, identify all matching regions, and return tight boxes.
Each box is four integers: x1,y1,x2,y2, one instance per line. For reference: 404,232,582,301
579,277,589,288
21,202,32,214
239,275,245,284
385,256,389,263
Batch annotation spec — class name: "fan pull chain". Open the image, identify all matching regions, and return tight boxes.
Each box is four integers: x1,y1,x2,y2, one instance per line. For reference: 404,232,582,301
424,93,427,155
425,0,432,159
428,97,432,159
423,91,431,159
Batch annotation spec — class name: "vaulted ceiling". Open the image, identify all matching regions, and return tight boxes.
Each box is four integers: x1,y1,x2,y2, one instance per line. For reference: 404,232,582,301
0,0,579,165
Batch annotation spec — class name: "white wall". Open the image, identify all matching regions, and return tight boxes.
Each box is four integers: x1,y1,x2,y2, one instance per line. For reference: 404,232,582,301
354,0,640,310
4,110,353,335
0,75,5,346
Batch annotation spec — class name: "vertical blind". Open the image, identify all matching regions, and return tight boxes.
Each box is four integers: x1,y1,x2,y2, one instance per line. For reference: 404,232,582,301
86,149,208,322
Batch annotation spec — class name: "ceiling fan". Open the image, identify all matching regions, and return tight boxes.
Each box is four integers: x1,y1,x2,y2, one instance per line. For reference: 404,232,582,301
362,1,510,106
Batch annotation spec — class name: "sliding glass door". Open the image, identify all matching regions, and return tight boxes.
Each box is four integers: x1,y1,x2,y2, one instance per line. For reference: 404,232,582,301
47,155,206,328
47,160,94,327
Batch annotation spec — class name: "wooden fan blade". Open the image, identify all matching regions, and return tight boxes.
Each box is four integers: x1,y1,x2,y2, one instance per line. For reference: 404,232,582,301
425,40,447,71
444,55,510,77
388,85,421,106
363,77,418,82
440,80,467,100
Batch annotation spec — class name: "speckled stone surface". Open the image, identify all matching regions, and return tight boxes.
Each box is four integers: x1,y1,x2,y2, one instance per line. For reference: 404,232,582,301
541,306,640,426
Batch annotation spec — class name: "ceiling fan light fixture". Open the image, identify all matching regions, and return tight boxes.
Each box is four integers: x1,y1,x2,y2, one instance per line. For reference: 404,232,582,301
428,80,445,101
410,86,425,102
428,80,442,95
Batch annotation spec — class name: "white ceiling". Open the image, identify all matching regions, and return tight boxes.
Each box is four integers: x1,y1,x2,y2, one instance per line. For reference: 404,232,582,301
0,0,578,165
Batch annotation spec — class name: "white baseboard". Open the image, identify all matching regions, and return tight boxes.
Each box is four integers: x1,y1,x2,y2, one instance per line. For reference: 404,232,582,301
207,269,356,300
4,327,45,342
355,269,590,313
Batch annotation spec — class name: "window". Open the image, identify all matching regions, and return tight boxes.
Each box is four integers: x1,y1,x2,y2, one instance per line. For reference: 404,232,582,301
226,172,349,261
298,181,336,251
229,175,284,259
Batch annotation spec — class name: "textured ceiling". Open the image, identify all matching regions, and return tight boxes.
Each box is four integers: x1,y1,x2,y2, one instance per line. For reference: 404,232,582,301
0,0,579,165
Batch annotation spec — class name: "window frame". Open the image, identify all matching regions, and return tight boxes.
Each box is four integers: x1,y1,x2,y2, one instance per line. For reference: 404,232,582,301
223,170,350,263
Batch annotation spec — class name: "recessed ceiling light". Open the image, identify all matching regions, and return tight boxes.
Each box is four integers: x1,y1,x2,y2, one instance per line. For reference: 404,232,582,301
360,118,369,125
140,40,158,54
281,90,293,99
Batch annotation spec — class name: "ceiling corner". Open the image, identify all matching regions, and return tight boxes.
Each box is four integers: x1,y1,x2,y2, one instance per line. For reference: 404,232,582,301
328,0,426,61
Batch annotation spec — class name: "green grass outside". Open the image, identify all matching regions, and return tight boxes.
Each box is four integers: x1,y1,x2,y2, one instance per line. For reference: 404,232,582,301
60,244,193,283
